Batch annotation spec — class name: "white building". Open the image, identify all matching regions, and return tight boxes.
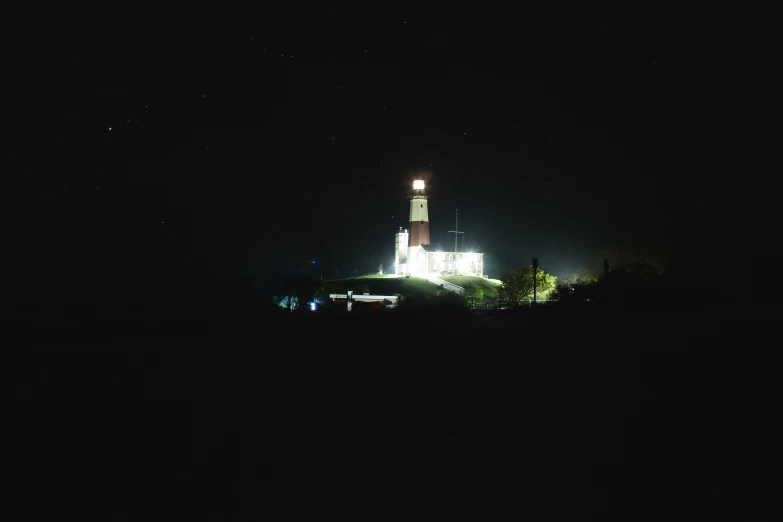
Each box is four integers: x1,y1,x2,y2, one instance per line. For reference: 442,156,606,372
394,180,484,277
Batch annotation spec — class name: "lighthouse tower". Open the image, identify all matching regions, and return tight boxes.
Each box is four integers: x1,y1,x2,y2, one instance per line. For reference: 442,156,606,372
406,179,430,274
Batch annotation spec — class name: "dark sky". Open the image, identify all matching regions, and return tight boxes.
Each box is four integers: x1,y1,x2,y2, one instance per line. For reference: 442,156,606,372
3,9,777,302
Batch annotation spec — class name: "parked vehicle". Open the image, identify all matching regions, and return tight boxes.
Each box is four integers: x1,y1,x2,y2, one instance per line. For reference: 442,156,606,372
441,270,454,276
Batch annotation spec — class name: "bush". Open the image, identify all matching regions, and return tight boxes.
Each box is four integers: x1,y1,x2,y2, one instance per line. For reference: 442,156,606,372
464,283,484,301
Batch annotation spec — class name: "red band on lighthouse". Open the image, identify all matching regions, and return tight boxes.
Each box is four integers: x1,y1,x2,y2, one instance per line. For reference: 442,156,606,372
408,220,430,247
408,180,430,247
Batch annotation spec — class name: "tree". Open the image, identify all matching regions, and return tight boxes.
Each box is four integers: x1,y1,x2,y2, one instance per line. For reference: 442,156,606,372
593,261,667,305
498,265,557,307
275,275,325,312
275,295,299,311
552,266,598,301
464,283,484,301
595,243,670,276
463,283,484,310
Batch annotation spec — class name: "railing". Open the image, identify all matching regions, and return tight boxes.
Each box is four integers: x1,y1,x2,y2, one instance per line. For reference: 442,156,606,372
424,275,465,294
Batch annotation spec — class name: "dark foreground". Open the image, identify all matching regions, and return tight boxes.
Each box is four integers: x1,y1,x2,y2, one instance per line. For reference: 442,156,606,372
6,303,779,520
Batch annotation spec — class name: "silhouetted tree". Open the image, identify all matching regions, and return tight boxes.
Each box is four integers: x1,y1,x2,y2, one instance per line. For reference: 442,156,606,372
590,261,667,306
553,267,599,303
595,243,670,276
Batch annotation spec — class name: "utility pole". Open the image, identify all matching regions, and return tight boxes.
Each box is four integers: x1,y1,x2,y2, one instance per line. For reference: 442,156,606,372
532,257,539,305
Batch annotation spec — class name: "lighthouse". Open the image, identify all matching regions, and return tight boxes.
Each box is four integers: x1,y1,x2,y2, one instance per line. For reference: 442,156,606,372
394,177,485,278
404,180,430,274
408,180,430,247
395,179,429,275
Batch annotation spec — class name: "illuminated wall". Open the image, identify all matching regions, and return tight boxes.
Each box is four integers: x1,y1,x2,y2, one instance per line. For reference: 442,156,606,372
394,229,409,275
407,245,426,274
426,252,484,276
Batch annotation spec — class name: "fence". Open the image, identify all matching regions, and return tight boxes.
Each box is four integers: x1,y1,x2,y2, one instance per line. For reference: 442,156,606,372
468,296,507,315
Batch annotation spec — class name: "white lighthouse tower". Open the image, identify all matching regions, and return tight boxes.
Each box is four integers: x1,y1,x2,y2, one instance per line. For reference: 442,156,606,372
405,179,430,275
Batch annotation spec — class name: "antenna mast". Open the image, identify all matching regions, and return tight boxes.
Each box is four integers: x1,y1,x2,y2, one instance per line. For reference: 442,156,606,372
448,209,464,253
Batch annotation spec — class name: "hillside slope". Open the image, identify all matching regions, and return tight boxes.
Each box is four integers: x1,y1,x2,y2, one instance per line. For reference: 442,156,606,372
324,275,443,299
439,275,501,298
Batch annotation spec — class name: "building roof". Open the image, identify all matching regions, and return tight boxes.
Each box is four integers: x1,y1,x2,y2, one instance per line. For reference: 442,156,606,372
413,245,484,255
425,250,484,255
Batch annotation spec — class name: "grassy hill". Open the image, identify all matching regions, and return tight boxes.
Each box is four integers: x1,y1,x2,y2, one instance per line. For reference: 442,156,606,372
324,275,503,300
440,275,502,298
323,275,443,298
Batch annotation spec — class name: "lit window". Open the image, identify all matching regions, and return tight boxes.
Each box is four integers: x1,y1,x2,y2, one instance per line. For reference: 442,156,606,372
449,254,453,260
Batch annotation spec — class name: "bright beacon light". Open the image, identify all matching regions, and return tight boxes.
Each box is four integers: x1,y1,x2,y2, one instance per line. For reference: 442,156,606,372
413,180,425,190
